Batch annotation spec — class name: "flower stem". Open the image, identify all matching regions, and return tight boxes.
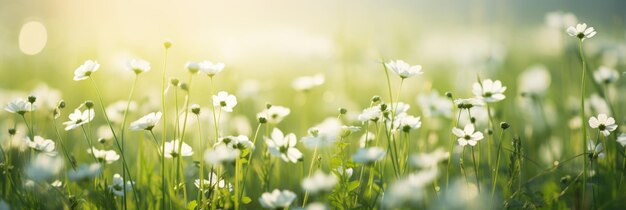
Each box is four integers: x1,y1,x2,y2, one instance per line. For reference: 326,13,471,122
577,38,588,207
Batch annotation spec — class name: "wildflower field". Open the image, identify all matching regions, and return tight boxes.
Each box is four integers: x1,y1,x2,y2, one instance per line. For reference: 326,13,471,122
1,1,626,209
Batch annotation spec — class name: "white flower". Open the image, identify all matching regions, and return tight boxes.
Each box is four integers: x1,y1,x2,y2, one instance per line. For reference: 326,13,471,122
105,100,137,123
195,172,228,192
74,60,100,81
213,91,237,112
25,154,63,180
51,180,63,187
588,114,617,136
359,131,375,148
473,79,507,103
257,105,291,124
109,173,133,196
63,108,95,131
587,141,605,159
204,144,240,165
68,163,102,181
384,167,439,207
385,60,423,79
163,140,193,158
411,148,450,168
454,98,485,109
518,65,551,96
594,66,619,84
617,133,626,147
215,135,254,150
391,102,411,115
301,170,339,194
352,147,386,165
417,91,453,118
545,11,577,29
199,60,225,77
292,74,325,91
258,189,297,209
452,124,484,146
566,23,597,41
87,147,120,164
357,106,382,122
301,118,342,149
130,112,162,131
25,136,56,155
5,98,35,115
265,128,302,163
304,202,328,210
127,58,151,74
336,166,353,178
394,114,422,133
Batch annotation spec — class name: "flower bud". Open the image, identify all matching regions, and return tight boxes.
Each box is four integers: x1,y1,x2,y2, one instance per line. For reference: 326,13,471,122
163,39,172,49
266,103,272,109
191,104,201,115
258,117,267,124
84,100,94,109
57,100,66,109
28,95,37,104
170,78,180,86
371,95,381,103
8,128,16,135
445,92,453,98
339,108,347,115
500,122,510,130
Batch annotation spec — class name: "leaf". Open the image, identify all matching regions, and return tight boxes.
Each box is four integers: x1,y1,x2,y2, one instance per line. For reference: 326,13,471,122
347,181,360,192
186,200,197,210
242,196,252,204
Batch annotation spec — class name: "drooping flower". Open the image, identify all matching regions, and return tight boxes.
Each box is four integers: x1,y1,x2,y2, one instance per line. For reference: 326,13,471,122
87,147,120,164
452,124,484,146
473,79,507,103
25,136,56,155
265,128,302,163
292,74,325,91
566,23,597,41
163,140,193,158
74,60,100,81
130,112,162,131
258,189,297,209
589,114,618,136
593,66,619,84
108,173,133,196
385,60,423,79
301,170,339,194
63,108,95,131
5,98,35,115
352,147,386,165
127,58,151,74
587,141,605,159
257,105,291,124
213,91,238,112
199,60,225,77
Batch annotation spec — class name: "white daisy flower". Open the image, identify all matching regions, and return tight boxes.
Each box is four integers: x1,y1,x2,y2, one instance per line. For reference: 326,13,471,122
87,147,120,164
105,100,137,124
301,170,339,194
359,131,375,148
588,114,617,136
25,154,64,181
593,66,619,84
518,65,551,96
411,148,450,168
204,144,240,165
213,91,237,112
292,74,325,91
301,118,342,149
473,79,507,103
352,147,386,165
127,58,151,74
63,108,95,131
5,98,35,115
357,106,382,122
384,167,439,207
163,140,193,158
258,189,297,209
452,124,484,146
25,136,56,155
617,133,626,147
587,141,605,159
195,172,228,192
336,166,354,178
199,60,225,77
257,105,291,124
215,135,255,150
394,114,422,133
417,91,453,118
108,173,133,196
68,163,102,181
566,23,597,41
74,60,100,81
546,11,577,29
265,128,302,163
129,112,162,131
385,60,423,79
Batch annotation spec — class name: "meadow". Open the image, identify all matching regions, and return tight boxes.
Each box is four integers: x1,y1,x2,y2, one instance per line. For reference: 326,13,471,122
1,2,626,210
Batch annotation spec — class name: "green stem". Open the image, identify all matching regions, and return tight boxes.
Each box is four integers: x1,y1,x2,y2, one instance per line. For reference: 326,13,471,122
161,39,170,210
578,38,588,207
471,146,481,192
